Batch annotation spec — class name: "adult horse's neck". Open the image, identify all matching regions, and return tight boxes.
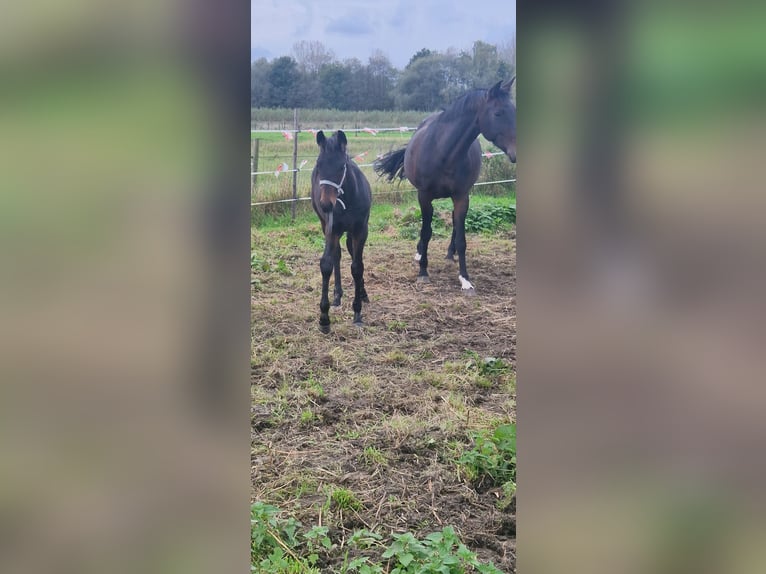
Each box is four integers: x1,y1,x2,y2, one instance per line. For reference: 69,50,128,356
435,90,485,167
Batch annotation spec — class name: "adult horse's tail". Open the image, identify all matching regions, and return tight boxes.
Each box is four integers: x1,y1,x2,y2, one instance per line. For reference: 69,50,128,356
374,147,407,182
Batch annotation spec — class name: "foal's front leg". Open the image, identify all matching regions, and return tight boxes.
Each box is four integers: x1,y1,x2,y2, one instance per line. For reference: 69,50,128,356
332,239,343,307
319,232,339,334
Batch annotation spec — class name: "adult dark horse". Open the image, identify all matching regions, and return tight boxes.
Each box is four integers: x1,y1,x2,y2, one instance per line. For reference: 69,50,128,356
311,130,372,333
375,78,516,292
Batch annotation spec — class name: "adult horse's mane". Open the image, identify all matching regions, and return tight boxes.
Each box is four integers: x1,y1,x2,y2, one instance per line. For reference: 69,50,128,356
436,89,487,124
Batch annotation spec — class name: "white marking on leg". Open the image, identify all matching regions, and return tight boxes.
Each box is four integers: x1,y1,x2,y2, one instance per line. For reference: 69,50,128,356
414,252,422,261
459,275,474,290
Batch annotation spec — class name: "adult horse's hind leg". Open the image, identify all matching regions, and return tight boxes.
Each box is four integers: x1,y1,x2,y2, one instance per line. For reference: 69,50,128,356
332,239,343,307
452,193,475,292
416,195,434,282
350,227,369,325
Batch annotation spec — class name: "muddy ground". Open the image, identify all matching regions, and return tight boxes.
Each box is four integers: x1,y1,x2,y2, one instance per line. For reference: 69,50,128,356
252,221,516,571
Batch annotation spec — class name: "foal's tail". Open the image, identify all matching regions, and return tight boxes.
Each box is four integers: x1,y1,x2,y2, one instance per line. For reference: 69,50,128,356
374,147,407,182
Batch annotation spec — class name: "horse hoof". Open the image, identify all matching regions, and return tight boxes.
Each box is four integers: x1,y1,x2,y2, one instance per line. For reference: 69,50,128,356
319,323,330,334
353,320,363,328
445,255,455,261
462,288,477,297
417,275,430,284
332,300,341,307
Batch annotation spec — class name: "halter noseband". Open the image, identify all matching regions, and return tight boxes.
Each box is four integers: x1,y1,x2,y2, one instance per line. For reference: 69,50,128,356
319,163,348,210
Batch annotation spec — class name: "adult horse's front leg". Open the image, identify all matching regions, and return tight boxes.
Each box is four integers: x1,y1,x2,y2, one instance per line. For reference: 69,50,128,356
349,227,369,326
319,227,339,333
446,210,457,260
452,194,475,292
416,196,434,282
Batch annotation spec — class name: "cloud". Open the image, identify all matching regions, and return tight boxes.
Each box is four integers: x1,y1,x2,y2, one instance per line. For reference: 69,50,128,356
251,46,272,61
326,15,373,36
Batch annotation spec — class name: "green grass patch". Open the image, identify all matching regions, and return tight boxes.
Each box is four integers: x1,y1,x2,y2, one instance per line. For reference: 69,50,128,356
251,501,504,573
457,423,517,506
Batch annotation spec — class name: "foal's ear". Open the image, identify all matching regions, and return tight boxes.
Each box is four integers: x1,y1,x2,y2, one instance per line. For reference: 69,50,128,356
316,130,326,147
502,76,516,92
336,130,347,150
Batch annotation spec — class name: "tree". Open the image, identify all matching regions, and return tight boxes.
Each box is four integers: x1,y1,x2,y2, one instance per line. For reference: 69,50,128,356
396,54,449,111
407,48,433,68
497,36,516,70
319,63,353,109
251,58,271,107
366,50,397,110
291,40,336,75
266,57,301,108
470,40,501,88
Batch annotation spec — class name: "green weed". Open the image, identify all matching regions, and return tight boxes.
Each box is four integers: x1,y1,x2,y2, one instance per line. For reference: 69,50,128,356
457,423,516,496
251,501,503,573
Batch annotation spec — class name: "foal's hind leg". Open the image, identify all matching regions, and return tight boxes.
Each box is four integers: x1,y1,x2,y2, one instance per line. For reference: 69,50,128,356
350,228,369,325
347,234,368,303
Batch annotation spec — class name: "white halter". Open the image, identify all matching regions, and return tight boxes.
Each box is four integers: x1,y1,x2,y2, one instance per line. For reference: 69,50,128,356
319,163,348,210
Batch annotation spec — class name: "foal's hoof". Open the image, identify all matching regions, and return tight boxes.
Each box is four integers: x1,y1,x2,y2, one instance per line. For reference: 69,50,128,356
462,288,477,297
331,299,342,307
445,254,455,261
353,320,364,328
319,323,330,334
417,275,431,284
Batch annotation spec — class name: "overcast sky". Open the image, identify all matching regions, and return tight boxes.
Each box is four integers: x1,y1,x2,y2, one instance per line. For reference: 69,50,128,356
251,0,516,69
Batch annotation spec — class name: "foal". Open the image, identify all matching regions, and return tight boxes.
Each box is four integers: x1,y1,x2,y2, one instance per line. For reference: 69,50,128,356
311,130,372,333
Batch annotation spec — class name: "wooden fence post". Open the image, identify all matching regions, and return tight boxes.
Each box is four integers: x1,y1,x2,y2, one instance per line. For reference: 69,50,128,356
291,108,299,221
251,138,259,196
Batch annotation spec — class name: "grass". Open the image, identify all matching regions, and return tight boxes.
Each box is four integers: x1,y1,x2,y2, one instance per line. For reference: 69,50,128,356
252,196,516,570
252,189,516,233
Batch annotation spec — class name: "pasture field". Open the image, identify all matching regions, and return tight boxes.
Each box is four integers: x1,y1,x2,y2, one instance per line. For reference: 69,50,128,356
252,193,517,572
251,122,516,207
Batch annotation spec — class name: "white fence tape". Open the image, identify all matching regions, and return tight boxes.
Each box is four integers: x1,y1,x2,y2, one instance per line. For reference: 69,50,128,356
251,151,509,176
251,179,515,207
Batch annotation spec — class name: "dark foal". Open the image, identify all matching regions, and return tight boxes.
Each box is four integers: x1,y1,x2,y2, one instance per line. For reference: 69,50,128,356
375,78,516,292
311,130,373,333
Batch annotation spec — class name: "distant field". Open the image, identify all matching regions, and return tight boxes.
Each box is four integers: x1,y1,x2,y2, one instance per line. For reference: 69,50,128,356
251,107,428,131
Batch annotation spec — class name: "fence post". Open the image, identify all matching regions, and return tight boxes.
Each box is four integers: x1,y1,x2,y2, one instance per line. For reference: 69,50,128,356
291,108,299,221
251,138,259,195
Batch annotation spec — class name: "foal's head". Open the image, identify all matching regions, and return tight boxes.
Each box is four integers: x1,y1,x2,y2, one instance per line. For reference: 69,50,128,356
315,130,349,213
478,77,516,163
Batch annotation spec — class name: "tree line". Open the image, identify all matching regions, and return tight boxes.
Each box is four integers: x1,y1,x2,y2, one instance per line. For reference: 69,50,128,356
251,40,515,112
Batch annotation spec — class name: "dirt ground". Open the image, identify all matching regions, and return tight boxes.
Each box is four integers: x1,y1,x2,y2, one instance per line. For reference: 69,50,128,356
252,224,516,571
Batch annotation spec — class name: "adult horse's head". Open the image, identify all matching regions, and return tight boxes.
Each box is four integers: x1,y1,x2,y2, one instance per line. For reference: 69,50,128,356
315,130,348,213
478,77,516,163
